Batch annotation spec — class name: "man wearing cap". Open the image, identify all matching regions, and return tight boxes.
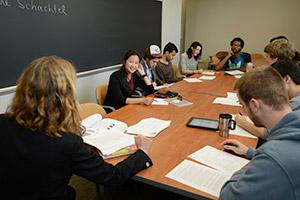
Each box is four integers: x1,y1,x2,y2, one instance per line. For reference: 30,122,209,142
139,45,163,86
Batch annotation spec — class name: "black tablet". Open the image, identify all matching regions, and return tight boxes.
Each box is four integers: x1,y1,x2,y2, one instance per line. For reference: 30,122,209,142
186,117,219,130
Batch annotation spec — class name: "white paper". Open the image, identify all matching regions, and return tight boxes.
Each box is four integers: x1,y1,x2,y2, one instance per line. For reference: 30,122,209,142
202,70,215,75
188,146,249,175
230,125,257,138
81,114,128,135
166,160,231,197
183,78,203,83
83,131,135,155
230,115,257,138
199,75,216,81
152,98,169,105
169,99,193,107
213,97,242,107
234,75,243,79
127,117,171,137
81,114,134,155
226,92,238,101
225,70,244,76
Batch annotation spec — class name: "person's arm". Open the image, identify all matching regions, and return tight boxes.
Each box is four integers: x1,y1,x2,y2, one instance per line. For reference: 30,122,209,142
220,152,292,200
152,69,164,86
155,64,166,84
235,114,267,139
125,97,153,106
215,51,233,71
71,135,153,186
136,64,152,86
105,73,128,109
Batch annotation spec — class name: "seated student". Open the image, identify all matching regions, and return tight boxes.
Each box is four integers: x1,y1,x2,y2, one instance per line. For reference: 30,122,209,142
219,66,300,200
269,35,300,64
236,60,300,145
0,56,153,200
236,39,296,140
139,44,163,86
214,37,251,71
180,41,203,76
104,50,155,110
155,42,183,84
264,38,296,65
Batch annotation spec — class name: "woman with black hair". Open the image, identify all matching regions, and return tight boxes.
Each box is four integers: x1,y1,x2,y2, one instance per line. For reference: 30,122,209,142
104,50,155,111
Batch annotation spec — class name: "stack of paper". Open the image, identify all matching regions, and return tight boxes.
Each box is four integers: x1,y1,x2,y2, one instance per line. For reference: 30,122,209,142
169,99,193,107
166,146,249,197
166,160,231,197
213,92,241,107
202,70,215,75
188,146,249,175
127,117,171,137
199,75,216,81
152,98,169,105
230,115,257,138
225,70,244,76
183,78,203,83
83,131,135,156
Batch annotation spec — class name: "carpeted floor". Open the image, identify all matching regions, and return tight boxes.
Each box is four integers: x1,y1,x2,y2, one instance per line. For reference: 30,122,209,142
69,175,100,200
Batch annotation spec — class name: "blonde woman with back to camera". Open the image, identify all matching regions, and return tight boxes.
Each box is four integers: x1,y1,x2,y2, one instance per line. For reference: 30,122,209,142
0,56,153,200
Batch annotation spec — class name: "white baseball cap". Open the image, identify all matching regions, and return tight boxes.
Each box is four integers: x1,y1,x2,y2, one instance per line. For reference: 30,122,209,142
148,44,162,58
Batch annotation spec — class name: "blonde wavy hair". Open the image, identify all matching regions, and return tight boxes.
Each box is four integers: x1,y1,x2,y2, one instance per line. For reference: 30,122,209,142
6,56,83,137
264,39,295,60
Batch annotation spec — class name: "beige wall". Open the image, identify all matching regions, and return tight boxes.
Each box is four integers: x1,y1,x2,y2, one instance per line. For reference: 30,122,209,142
185,0,300,61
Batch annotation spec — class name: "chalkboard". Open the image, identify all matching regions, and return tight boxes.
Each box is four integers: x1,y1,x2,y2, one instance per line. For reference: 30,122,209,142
0,0,162,88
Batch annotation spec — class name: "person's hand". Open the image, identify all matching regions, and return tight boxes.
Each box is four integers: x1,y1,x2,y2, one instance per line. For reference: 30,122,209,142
235,113,248,126
143,97,153,105
227,50,234,57
137,64,146,76
197,69,203,74
152,82,157,87
135,135,152,156
220,139,249,156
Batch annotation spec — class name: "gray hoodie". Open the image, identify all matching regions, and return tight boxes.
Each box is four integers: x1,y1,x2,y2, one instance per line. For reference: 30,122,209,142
220,110,300,200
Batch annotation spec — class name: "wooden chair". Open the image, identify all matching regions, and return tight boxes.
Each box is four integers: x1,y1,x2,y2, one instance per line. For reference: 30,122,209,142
251,53,264,59
78,103,106,120
95,84,115,112
78,102,106,200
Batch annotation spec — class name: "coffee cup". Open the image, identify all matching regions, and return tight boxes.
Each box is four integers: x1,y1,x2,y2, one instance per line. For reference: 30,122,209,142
246,62,254,72
218,113,236,137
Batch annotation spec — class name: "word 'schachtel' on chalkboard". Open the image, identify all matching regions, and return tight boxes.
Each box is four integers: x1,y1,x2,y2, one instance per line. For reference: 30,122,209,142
0,0,161,88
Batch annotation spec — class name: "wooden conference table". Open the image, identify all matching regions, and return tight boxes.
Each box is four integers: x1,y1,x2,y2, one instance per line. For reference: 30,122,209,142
105,72,258,200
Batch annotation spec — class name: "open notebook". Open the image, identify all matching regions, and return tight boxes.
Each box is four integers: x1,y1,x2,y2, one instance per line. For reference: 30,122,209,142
81,114,171,158
81,114,136,159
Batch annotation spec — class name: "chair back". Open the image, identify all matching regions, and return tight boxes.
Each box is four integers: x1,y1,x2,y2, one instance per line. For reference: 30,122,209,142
78,103,106,120
96,84,108,105
251,53,264,59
